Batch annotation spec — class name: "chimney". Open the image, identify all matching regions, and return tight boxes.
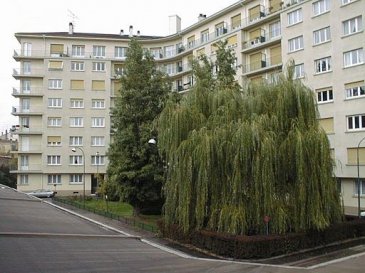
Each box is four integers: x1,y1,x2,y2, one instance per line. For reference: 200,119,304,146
169,15,181,35
198,14,206,22
120,29,124,36
68,22,74,34
129,25,133,37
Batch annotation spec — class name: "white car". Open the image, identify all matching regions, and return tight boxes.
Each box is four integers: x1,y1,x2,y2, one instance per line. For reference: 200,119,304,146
27,189,55,198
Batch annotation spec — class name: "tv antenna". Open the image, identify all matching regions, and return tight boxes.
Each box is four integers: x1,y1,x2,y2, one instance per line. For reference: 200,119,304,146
67,9,79,26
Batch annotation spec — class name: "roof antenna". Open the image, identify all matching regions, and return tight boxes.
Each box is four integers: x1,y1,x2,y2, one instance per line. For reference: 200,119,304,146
67,9,79,28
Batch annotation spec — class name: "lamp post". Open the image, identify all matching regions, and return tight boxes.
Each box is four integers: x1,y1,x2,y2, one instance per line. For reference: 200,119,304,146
357,136,365,218
72,147,85,206
96,151,99,192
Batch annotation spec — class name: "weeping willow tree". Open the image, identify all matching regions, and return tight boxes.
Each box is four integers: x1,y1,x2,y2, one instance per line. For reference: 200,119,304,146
157,42,342,235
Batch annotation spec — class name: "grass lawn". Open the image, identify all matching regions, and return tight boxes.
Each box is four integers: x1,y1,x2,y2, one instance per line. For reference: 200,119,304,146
69,198,161,229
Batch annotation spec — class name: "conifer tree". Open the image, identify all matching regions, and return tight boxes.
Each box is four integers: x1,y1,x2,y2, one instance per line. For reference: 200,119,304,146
107,38,170,214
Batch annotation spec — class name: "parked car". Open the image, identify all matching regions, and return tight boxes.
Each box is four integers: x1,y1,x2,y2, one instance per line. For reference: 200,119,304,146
27,189,55,198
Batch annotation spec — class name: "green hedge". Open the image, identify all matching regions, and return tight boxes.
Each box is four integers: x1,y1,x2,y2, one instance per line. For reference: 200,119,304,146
159,219,365,259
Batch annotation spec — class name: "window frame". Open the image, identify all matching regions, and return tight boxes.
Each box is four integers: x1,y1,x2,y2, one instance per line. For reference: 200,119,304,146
47,155,61,165
347,114,365,131
288,35,304,52
287,9,303,26
343,48,364,67
315,57,332,74
316,88,333,103
312,0,330,16
313,26,331,45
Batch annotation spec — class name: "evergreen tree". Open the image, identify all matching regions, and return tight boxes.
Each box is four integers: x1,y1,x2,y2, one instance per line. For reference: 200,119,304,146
157,42,342,234
107,38,170,214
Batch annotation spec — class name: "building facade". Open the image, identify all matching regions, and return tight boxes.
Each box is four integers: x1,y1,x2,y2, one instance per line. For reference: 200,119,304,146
12,0,364,214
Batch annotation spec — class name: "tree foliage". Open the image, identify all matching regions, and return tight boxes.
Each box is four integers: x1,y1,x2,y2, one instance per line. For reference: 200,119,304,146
107,38,170,213
157,42,342,235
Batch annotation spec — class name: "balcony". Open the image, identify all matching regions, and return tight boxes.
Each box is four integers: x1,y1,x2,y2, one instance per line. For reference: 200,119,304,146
13,126,43,135
13,144,42,154
13,49,45,60
12,68,44,79
10,164,43,173
242,34,281,53
12,87,44,97
242,57,282,76
11,106,43,116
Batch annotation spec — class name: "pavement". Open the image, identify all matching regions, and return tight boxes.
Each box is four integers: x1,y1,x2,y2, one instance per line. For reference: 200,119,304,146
1,184,365,273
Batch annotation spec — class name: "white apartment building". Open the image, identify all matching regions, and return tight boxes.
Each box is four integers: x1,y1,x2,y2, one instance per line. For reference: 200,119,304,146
12,0,364,214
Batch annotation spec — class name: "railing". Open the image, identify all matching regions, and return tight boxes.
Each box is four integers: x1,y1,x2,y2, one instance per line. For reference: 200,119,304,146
242,56,282,74
242,32,281,50
14,126,43,134
53,197,159,233
17,145,42,153
10,164,42,171
12,87,44,96
12,68,44,77
158,63,192,76
11,106,42,115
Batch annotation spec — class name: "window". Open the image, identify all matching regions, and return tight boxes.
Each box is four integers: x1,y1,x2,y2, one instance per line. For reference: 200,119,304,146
22,42,32,57
19,175,28,185
91,117,105,127
288,36,303,52
316,88,333,103
47,155,61,165
150,48,162,59
92,62,106,71
69,136,83,146
21,98,30,112
115,47,127,59
20,155,29,170
347,147,365,164
70,80,84,90
70,117,83,127
231,14,241,29
313,27,331,45
92,80,105,91
288,9,302,26
48,79,62,89
47,117,61,127
71,61,84,71
48,98,62,108
91,155,105,165
347,114,365,130
201,30,209,44
70,174,83,183
47,136,61,146
313,0,330,16
23,62,31,74
187,36,195,48
70,155,83,165
343,16,363,36
318,118,334,134
215,22,226,37
342,0,354,4
164,45,175,58
50,44,64,57
345,81,365,99
92,99,105,109
48,60,63,70
354,180,365,196
165,63,175,75
294,63,304,79
315,57,331,73
70,99,84,108
91,136,105,146
344,48,364,67
93,46,105,58
269,21,281,38
21,80,31,93
72,45,85,57
48,174,61,184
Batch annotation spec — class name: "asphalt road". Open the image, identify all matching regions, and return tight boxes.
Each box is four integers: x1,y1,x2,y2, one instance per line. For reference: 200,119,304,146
1,185,364,273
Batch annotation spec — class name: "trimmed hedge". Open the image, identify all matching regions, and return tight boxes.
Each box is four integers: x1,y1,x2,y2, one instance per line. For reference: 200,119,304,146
158,219,365,259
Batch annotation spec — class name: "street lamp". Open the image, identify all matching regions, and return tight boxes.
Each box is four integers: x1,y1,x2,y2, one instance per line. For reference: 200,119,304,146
357,136,365,218
96,151,99,191
72,147,85,206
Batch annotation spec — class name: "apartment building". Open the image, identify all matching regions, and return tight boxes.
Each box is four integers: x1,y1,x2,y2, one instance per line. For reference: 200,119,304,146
12,0,364,214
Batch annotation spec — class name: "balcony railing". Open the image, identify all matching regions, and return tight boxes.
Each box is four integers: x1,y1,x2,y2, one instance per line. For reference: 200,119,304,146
12,68,44,78
12,106,43,115
14,126,43,134
158,63,192,76
242,57,282,74
10,164,42,172
12,87,44,97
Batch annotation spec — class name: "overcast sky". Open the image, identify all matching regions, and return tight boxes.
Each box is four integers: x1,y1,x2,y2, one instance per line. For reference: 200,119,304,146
0,0,237,133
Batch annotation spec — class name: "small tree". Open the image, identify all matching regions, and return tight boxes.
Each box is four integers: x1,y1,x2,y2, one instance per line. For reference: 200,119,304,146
107,38,170,214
